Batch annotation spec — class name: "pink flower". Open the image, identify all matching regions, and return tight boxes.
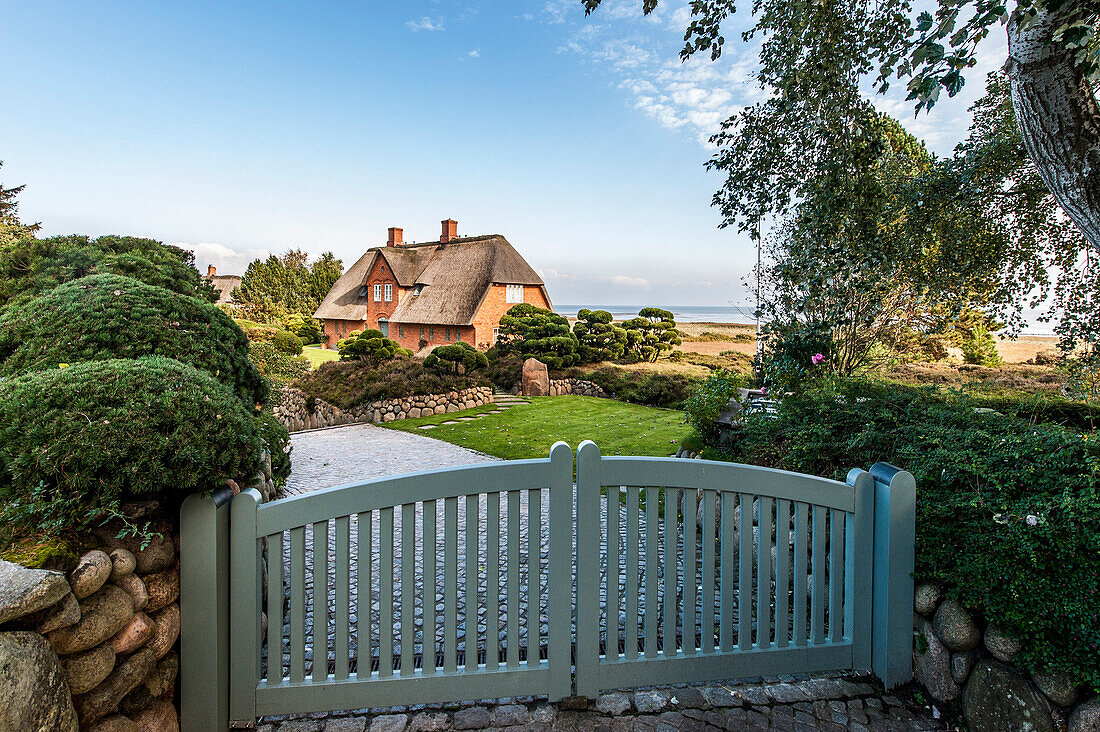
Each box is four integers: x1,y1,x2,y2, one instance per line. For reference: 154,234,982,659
812,353,825,365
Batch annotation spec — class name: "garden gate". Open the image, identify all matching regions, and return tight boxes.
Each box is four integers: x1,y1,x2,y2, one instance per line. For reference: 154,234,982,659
180,441,914,732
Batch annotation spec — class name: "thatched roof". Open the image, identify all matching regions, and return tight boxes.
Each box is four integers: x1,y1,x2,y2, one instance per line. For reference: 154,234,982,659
208,275,241,305
313,235,547,324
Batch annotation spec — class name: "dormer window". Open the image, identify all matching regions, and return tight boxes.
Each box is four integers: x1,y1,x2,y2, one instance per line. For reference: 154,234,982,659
414,284,425,296
358,286,369,298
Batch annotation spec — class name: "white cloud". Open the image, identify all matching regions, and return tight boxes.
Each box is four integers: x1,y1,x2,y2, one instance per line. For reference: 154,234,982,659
468,49,481,58
174,241,270,277
606,274,650,288
406,16,445,32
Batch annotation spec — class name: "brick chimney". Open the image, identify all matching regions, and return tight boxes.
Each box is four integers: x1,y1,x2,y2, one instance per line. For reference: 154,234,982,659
387,227,403,247
440,219,458,244
207,264,216,278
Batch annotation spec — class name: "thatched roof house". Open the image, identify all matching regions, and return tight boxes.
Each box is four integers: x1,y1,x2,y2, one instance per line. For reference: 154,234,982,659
314,219,552,351
204,265,241,305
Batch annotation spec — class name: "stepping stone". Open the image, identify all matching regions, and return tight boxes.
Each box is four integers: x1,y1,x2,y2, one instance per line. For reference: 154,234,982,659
417,425,437,430
442,420,459,425
457,417,476,421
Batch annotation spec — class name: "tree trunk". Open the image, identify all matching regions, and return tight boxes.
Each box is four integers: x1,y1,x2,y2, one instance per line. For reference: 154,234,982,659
1006,3,1100,248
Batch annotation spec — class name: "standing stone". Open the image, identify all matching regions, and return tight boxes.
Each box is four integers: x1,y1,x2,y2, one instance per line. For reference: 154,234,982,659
915,618,961,701
0,631,78,731
933,598,980,651
963,659,1053,732
521,358,550,396
59,643,116,695
0,559,70,625
49,584,135,655
69,551,113,600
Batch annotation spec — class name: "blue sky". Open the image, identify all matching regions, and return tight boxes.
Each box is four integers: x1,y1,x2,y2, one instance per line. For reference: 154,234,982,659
0,0,1006,308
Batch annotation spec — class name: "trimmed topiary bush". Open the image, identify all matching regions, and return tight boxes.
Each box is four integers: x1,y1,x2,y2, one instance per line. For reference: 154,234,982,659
0,357,265,534
424,341,489,375
496,304,580,369
0,274,268,407
337,329,412,365
295,359,488,409
270,329,305,356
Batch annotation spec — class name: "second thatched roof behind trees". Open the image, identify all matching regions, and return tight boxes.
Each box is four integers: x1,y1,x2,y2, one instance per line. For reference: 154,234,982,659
313,234,549,325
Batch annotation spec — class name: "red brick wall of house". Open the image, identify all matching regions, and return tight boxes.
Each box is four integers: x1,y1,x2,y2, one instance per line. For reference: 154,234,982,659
470,285,551,349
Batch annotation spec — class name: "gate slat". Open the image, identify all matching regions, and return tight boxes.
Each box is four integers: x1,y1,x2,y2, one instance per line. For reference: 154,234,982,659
423,501,437,675
775,500,790,649
400,504,415,677
289,526,305,684
335,517,350,681
312,521,329,683
380,508,394,677
527,488,541,667
701,490,716,654
738,494,753,651
267,532,284,683
811,505,826,645
356,512,371,677
663,487,678,657
465,495,479,673
606,487,620,661
486,492,500,671
683,488,697,655
757,497,773,649
829,509,844,644
793,503,808,646
444,497,458,673
644,486,658,658
626,487,640,660
719,492,735,652
507,490,520,669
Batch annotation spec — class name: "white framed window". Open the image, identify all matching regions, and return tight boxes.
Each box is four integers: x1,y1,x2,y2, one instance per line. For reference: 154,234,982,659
373,284,382,302
492,327,500,345
505,284,524,303
384,283,392,301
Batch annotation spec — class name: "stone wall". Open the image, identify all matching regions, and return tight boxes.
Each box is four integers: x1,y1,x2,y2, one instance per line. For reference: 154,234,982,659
274,385,494,432
912,582,1098,731
0,521,181,731
511,378,610,399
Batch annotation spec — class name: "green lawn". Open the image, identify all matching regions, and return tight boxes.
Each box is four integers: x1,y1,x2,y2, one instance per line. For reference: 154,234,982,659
302,345,339,369
381,395,688,460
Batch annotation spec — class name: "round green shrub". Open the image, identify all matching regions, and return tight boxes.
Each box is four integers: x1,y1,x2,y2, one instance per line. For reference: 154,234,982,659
496,304,580,369
270,329,305,356
283,313,324,345
337,329,411,365
424,341,489,375
0,357,265,533
0,274,268,407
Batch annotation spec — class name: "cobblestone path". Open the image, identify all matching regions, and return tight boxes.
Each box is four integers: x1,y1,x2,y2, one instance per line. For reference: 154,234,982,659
259,673,948,731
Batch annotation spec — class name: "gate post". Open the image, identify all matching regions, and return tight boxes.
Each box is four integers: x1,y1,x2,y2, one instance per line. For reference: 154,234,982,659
573,441,602,699
547,441,575,701
180,487,233,732
868,463,915,689
230,488,263,726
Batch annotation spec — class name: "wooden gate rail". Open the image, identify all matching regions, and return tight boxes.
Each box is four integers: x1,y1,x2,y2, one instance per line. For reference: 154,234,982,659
180,442,914,731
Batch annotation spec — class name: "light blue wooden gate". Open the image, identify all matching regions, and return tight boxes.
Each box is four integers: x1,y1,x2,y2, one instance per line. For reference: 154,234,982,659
180,442,914,732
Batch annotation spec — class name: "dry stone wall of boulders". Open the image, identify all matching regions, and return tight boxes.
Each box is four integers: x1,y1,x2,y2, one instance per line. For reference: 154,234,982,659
912,582,1099,731
0,521,182,731
274,386,494,432
509,378,610,399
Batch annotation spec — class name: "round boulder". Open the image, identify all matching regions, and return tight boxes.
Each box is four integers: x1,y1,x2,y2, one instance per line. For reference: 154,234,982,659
86,716,140,732
108,611,156,655
73,647,155,725
964,659,1053,732
915,617,960,702
1068,697,1100,732
914,583,942,616
69,550,113,600
48,584,135,655
984,625,1023,662
142,566,179,614
131,695,178,732
36,592,81,634
1033,670,1082,708
108,549,137,580
147,604,180,659
59,643,116,695
0,559,70,625
111,574,149,612
933,598,980,651
0,630,78,731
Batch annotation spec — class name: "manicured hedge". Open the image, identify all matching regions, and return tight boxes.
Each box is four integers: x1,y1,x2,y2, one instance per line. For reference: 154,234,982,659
0,357,266,533
295,359,489,409
0,274,268,407
557,365,702,408
701,378,1100,687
